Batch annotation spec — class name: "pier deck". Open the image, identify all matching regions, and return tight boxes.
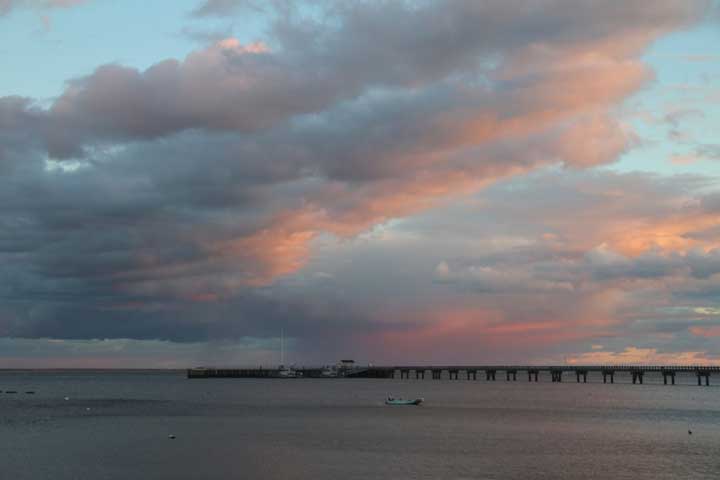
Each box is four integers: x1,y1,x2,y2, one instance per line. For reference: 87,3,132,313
188,365,720,385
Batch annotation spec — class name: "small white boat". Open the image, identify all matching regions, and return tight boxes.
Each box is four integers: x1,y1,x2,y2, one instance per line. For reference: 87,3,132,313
278,365,299,378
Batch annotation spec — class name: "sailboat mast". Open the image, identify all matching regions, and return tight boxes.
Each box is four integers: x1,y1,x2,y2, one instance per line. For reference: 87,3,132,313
280,328,284,366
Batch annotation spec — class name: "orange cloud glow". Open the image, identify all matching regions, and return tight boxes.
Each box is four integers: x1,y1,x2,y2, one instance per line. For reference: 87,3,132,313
689,326,720,338
566,347,720,365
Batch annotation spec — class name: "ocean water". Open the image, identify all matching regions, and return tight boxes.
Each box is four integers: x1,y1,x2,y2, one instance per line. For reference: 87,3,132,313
1,370,719,479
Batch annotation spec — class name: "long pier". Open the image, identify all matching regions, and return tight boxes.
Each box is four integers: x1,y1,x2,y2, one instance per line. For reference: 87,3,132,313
188,365,720,385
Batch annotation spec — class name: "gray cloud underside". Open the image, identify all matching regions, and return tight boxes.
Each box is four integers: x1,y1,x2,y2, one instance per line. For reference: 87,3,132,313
0,1,717,360
3,167,719,354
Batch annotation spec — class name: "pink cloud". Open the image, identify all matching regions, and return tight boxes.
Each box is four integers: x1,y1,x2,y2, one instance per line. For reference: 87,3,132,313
2,0,717,361
689,326,720,338
566,347,720,365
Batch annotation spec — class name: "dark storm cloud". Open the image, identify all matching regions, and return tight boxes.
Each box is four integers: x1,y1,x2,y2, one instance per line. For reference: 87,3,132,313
5,290,369,342
0,0,715,357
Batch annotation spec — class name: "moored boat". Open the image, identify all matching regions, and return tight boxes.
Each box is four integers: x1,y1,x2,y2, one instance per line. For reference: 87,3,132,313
278,365,301,378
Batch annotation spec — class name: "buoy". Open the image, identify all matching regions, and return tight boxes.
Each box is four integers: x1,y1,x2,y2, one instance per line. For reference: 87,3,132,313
168,434,176,440
688,430,692,435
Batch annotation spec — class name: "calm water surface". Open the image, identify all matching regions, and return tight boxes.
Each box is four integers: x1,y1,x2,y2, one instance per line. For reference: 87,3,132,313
1,370,719,479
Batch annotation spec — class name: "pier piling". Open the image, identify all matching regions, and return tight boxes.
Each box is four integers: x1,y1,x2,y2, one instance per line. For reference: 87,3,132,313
696,370,710,386
631,371,644,384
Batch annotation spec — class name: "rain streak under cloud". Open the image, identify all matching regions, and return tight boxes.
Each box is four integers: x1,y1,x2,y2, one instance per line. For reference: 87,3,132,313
1,0,720,367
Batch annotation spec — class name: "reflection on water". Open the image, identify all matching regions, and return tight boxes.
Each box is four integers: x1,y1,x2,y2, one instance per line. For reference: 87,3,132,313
1,370,719,479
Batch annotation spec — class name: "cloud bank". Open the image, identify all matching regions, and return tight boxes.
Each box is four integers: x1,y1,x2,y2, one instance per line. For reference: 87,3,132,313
1,0,718,365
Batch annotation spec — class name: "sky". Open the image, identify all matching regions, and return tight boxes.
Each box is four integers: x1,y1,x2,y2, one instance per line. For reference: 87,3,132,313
1,0,720,368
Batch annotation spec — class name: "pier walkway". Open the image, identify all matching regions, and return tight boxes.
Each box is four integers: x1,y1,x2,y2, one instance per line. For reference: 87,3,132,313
188,365,720,385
